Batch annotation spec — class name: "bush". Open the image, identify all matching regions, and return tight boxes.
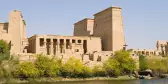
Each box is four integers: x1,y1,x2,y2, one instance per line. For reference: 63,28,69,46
0,40,10,64
0,40,9,54
35,54,61,77
0,40,15,80
104,58,120,77
61,57,92,78
114,50,136,73
81,66,93,78
139,55,148,70
13,62,39,79
103,50,137,77
92,65,106,77
146,58,168,75
61,57,84,78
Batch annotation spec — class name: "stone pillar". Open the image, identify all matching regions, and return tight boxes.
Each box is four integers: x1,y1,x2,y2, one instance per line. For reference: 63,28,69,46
36,37,40,54
161,44,164,56
43,38,47,54
63,39,66,53
57,39,60,53
50,38,53,55
80,40,84,53
69,40,72,49
81,39,83,48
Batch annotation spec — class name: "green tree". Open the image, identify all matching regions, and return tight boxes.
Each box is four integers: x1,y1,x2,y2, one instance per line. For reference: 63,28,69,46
0,40,12,81
13,62,39,79
0,40,10,64
114,50,136,74
139,55,148,70
80,66,92,78
35,54,61,77
103,58,120,77
61,57,84,78
0,40,9,54
103,50,137,77
92,65,106,77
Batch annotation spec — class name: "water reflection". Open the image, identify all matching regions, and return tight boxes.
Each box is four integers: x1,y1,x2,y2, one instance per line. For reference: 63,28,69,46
23,79,168,84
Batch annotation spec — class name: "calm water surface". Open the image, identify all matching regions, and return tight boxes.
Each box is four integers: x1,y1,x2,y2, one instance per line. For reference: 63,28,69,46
23,79,168,84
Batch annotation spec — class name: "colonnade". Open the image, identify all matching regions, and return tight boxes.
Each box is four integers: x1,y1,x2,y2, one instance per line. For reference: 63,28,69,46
38,38,84,55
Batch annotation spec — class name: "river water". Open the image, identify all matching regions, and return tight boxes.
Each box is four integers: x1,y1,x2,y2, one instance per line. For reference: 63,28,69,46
23,79,168,84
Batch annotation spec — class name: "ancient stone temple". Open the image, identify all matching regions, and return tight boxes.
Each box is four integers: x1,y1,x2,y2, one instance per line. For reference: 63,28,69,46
0,6,140,65
74,7,126,51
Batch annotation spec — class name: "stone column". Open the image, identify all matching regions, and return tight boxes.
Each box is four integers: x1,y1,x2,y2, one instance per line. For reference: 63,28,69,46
69,39,72,49
81,39,83,48
63,39,66,53
57,39,60,53
161,44,164,56
50,38,53,55
80,40,84,53
44,38,47,54
36,37,40,54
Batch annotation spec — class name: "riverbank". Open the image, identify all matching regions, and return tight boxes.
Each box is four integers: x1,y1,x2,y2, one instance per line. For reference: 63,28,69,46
0,76,137,83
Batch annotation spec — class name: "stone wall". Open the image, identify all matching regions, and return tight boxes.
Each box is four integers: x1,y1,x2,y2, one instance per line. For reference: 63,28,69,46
28,35,102,55
93,7,125,51
74,18,94,36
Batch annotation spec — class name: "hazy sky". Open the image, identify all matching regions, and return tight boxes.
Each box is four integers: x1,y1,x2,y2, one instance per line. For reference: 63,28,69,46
0,0,168,49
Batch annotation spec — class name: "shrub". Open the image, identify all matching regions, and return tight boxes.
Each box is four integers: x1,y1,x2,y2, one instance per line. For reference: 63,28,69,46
146,58,168,75
0,40,9,54
103,50,137,77
0,40,15,80
13,62,39,79
92,65,106,77
0,40,10,64
139,55,148,70
35,54,61,77
104,58,120,77
61,57,84,78
114,50,136,74
80,66,92,78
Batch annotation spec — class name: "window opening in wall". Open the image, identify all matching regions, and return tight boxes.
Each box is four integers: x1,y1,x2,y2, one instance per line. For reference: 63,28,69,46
72,39,75,43
40,38,44,47
83,40,87,53
78,40,81,43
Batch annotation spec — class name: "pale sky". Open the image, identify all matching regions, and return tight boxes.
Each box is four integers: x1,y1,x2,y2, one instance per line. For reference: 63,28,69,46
0,0,168,49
